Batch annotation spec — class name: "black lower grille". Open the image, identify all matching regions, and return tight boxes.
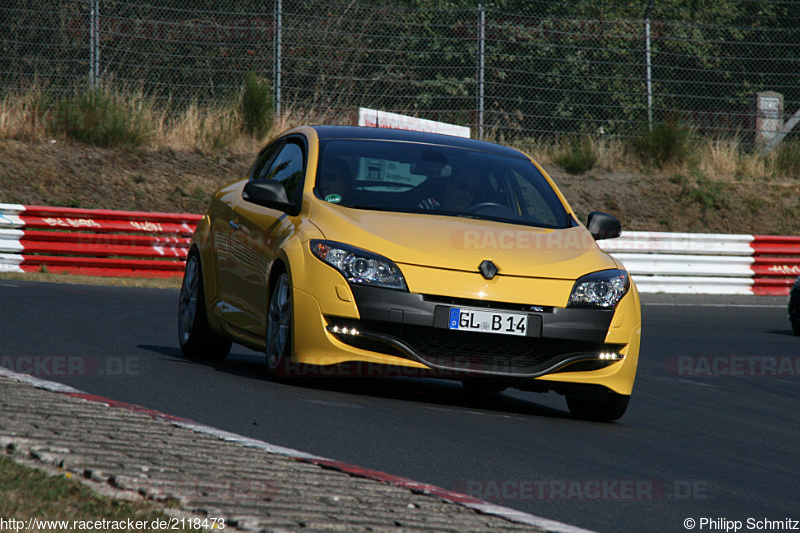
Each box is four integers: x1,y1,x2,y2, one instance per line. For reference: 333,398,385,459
328,318,619,376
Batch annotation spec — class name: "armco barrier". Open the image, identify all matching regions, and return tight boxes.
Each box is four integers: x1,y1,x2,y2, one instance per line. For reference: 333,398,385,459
1,205,798,294
751,235,800,295
599,231,799,296
0,204,200,278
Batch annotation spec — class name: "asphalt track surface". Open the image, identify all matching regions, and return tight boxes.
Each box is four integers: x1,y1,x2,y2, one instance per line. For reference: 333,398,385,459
1,280,798,533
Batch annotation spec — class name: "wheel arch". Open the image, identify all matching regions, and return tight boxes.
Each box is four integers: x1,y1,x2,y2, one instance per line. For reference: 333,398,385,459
266,257,289,300
186,239,226,337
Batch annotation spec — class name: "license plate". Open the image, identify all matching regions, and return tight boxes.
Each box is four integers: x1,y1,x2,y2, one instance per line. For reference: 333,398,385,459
448,307,528,337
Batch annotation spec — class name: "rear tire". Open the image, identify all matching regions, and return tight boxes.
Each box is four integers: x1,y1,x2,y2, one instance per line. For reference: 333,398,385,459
566,392,630,422
789,281,800,336
178,251,231,361
266,271,294,377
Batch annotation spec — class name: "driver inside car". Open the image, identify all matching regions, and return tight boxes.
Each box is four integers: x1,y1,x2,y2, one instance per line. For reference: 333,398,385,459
419,168,482,211
317,157,351,204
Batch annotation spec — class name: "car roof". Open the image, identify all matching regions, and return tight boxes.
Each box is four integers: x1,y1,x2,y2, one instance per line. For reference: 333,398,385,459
311,125,529,160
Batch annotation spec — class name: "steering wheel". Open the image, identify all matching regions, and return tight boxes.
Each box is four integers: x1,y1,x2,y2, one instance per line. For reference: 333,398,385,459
467,201,506,213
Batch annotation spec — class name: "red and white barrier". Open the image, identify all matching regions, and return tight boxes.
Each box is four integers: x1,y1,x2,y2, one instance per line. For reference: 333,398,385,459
0,204,200,278
600,231,800,296
2,204,798,293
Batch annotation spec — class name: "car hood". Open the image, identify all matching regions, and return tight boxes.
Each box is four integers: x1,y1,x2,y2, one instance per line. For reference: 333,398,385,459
308,201,618,280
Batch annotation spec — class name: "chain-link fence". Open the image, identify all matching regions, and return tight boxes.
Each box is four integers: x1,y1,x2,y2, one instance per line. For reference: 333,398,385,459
2,0,799,144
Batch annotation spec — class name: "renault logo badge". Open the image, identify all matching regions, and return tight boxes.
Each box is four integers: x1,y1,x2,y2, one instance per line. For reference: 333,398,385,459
479,260,499,280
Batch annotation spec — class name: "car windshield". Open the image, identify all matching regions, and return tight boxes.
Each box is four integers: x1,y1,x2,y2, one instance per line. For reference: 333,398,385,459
315,139,572,229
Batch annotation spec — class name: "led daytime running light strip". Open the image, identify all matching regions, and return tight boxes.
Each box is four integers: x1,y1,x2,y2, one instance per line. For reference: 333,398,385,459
328,325,361,336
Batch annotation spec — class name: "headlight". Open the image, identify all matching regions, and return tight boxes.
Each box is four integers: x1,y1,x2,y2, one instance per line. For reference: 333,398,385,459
568,269,629,309
310,240,407,291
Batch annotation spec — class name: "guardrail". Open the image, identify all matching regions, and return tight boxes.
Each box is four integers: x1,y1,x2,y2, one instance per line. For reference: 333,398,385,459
2,204,798,294
599,231,799,296
0,204,200,278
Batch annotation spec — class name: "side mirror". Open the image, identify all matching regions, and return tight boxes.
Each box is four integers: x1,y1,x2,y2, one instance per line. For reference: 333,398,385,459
586,211,622,240
242,180,292,211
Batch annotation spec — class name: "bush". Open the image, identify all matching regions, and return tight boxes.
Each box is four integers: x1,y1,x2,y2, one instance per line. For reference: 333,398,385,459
773,139,800,178
556,137,597,174
630,113,694,167
50,87,152,147
683,170,730,210
238,72,273,140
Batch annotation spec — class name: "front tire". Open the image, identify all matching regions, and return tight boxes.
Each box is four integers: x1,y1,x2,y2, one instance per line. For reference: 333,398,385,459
266,271,294,377
178,251,231,361
566,392,630,422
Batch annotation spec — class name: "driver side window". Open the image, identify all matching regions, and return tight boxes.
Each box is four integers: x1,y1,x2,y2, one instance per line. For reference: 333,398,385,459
251,139,307,206
250,142,282,181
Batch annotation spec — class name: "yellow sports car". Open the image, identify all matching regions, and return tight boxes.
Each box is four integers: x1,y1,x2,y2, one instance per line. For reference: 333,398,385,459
178,125,641,421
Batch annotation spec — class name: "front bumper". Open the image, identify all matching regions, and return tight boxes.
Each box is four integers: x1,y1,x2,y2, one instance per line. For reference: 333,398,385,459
324,286,627,379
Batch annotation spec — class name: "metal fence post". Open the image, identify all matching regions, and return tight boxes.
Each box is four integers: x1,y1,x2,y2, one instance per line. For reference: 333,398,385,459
274,0,282,119
89,0,100,88
645,0,655,131
477,4,485,140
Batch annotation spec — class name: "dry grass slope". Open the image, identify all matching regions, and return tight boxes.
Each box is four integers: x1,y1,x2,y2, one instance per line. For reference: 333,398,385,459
1,87,798,235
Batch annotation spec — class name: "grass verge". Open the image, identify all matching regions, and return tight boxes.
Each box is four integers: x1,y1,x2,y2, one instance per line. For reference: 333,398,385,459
0,456,201,532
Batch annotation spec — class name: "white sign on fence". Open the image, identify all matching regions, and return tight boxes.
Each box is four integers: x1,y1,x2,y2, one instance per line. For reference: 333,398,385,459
357,108,471,138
